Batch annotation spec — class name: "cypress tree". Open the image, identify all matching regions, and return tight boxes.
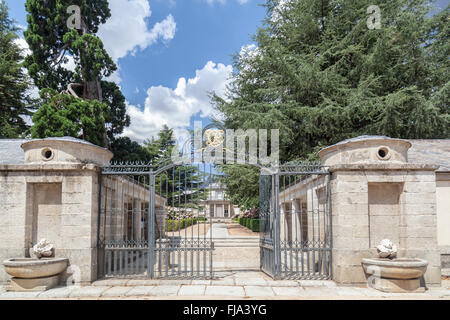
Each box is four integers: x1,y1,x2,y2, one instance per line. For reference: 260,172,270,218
24,0,130,146
214,0,450,210
0,1,36,138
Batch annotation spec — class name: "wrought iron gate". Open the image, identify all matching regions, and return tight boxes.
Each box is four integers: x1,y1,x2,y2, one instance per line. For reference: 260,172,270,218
97,161,214,279
98,161,332,280
259,164,332,280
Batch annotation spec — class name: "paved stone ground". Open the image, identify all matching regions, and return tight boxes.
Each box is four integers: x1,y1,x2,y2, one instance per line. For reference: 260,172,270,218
212,223,260,270
1,272,449,300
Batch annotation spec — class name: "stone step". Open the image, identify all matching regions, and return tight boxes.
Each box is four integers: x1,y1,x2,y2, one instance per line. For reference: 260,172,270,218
213,243,260,248
212,238,260,247
212,239,259,243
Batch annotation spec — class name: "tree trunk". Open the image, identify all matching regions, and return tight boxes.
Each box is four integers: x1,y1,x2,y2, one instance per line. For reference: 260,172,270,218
84,80,103,102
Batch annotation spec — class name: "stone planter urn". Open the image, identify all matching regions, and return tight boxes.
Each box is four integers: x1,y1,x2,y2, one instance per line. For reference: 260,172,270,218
3,258,69,292
362,240,428,293
3,240,69,292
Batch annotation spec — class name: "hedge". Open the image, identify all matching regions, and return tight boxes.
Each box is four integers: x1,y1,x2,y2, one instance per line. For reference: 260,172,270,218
238,217,260,233
250,219,260,232
167,218,198,232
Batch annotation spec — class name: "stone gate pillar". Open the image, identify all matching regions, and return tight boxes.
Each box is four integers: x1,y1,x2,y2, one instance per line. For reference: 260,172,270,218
0,138,113,285
318,136,441,287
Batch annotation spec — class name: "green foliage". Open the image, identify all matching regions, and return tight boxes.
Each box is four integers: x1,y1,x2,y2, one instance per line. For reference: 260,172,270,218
250,219,260,232
142,126,207,209
167,218,198,232
238,218,259,232
215,0,449,158
0,1,37,138
102,81,130,142
110,137,149,163
63,30,116,82
24,0,129,145
215,0,450,209
217,164,260,210
144,125,177,162
24,0,111,91
31,89,107,147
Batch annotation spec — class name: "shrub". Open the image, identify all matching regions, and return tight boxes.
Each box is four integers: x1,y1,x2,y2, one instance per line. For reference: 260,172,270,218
250,219,260,232
166,220,177,232
242,208,259,220
167,218,198,232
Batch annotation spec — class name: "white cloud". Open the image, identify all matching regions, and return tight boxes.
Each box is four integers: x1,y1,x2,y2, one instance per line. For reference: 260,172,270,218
95,0,177,85
62,56,76,72
238,43,260,76
97,0,176,63
12,38,39,126
13,38,40,101
271,0,293,23
123,61,233,142
13,38,31,57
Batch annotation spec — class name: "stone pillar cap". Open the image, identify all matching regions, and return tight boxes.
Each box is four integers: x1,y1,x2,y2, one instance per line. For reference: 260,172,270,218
318,135,412,166
21,137,113,166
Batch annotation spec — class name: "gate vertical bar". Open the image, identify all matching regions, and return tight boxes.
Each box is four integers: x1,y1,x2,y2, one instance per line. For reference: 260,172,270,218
148,171,155,278
328,172,333,280
273,172,282,280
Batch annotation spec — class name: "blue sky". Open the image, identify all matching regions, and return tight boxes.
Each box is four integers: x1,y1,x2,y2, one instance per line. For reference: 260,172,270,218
5,0,449,143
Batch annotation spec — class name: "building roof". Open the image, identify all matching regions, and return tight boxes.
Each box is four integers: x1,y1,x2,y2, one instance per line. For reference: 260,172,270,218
408,140,450,172
23,136,98,147
335,135,397,145
0,139,27,164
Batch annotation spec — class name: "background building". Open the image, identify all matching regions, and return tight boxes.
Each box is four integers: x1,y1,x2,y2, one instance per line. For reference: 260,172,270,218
203,182,236,219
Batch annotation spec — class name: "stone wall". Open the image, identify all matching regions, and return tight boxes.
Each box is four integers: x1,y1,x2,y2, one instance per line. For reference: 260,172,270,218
0,164,100,285
320,136,442,287
329,166,441,286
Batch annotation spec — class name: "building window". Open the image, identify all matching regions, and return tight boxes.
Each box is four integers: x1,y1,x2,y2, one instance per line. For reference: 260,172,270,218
210,204,214,216
224,207,229,217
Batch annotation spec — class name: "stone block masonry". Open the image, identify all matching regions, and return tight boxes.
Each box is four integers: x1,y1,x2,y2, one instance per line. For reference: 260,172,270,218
319,136,441,287
0,138,113,285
